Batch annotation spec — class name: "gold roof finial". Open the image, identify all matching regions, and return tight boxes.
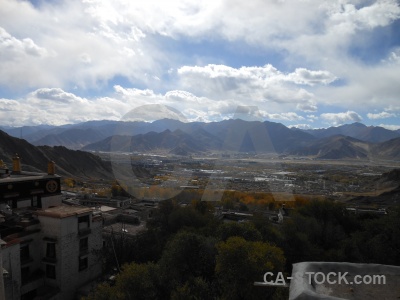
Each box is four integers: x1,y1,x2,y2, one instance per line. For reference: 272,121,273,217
48,160,56,175
12,153,21,173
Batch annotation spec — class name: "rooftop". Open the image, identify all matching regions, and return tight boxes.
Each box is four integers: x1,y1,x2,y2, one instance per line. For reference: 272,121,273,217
36,205,93,218
0,171,60,183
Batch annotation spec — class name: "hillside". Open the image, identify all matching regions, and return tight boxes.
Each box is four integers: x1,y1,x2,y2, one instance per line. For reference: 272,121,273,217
0,130,112,179
372,137,400,160
290,135,370,159
82,120,316,154
33,128,106,150
304,122,400,143
290,135,400,160
82,128,223,153
3,120,400,160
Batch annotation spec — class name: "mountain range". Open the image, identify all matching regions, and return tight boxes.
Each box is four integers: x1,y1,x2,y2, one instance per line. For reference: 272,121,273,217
303,122,400,143
0,130,112,179
2,120,400,160
288,135,400,160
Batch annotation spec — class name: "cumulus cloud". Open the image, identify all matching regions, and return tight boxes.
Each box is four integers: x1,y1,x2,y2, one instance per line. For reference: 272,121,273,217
0,0,160,89
289,124,313,130
0,89,131,126
1,0,399,91
31,88,86,103
264,112,305,122
0,99,21,112
386,50,400,64
0,0,399,128
165,90,205,104
320,111,362,126
297,102,318,112
367,111,396,119
328,1,400,30
0,84,311,126
0,27,47,58
378,124,400,130
176,64,330,114
286,68,337,86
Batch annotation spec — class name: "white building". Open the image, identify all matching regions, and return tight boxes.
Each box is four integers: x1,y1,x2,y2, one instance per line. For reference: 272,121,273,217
0,156,103,299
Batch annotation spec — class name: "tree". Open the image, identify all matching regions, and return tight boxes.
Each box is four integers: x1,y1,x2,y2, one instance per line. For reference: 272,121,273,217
158,231,217,296
171,277,216,300
217,221,262,242
215,236,285,300
86,262,161,300
281,200,358,265
168,207,209,233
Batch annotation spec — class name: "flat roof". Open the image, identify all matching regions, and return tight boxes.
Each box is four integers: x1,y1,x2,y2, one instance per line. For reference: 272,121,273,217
0,171,60,183
36,205,93,218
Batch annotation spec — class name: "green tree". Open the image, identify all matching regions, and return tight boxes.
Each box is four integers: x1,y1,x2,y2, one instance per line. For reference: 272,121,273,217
86,262,160,300
281,200,358,266
168,207,209,233
217,221,262,242
215,236,285,300
171,277,216,300
158,231,217,296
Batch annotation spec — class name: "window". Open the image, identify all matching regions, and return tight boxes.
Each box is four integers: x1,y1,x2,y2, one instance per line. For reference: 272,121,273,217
78,215,90,230
79,237,88,252
20,244,30,263
46,264,56,279
46,242,56,259
78,215,91,236
32,196,37,207
79,256,88,271
31,196,42,208
21,266,30,284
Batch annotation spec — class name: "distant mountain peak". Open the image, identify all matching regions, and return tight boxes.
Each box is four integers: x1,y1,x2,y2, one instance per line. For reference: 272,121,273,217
349,122,367,127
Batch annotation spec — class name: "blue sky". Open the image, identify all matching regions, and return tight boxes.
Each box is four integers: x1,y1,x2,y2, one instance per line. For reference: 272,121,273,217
0,0,400,129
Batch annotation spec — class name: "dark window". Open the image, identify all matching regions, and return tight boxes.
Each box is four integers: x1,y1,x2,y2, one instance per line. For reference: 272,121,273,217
20,244,30,262
32,196,37,207
79,256,88,271
78,215,90,230
46,242,56,259
21,289,37,300
46,264,56,279
79,237,88,252
31,196,42,208
21,266,30,284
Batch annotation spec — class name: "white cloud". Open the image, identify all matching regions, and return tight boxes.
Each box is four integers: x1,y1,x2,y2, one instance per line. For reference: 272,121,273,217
367,111,396,119
0,89,131,126
287,68,337,86
31,88,86,104
297,102,318,112
289,124,313,130
176,64,329,114
165,90,205,104
383,48,400,64
0,85,311,126
320,110,362,126
0,27,48,58
264,112,305,122
0,99,21,112
378,124,400,131
0,0,161,89
0,0,399,128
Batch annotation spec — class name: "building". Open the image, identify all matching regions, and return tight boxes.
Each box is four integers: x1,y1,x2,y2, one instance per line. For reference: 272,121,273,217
79,196,131,209
0,155,102,300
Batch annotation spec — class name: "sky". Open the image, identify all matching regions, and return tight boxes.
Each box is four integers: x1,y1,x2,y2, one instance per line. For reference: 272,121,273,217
0,0,400,129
